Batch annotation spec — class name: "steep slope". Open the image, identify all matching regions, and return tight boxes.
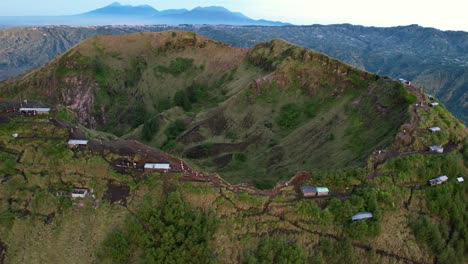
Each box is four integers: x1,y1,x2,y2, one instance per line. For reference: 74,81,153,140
0,24,465,123
0,31,418,187
0,33,466,264
0,89,466,264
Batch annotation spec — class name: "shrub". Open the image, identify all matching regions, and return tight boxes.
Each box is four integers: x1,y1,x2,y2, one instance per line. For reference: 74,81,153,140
97,190,217,263
276,103,302,129
243,237,307,264
98,229,132,264
157,57,194,76
141,117,160,141
0,153,16,175
173,89,192,111
165,119,187,140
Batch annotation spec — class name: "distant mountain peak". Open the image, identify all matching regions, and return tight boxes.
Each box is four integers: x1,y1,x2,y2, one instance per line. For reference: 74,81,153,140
109,2,122,7
193,6,230,12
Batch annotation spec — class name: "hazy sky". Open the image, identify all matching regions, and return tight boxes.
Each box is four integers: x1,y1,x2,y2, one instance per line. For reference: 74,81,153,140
0,0,467,31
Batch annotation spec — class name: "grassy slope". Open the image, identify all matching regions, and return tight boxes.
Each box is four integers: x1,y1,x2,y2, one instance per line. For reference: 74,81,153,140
0,108,466,263
0,32,415,188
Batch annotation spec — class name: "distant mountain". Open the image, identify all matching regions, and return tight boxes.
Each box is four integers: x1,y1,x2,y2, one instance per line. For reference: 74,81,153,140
158,9,189,16
82,2,158,17
0,3,289,27
157,6,276,25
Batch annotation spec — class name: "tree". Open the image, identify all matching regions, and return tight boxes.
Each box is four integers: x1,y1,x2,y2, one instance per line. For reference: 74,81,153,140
97,190,217,263
173,90,191,111
141,117,160,141
243,237,307,264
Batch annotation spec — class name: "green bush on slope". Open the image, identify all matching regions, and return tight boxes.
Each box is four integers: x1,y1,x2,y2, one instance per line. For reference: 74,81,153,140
98,190,217,263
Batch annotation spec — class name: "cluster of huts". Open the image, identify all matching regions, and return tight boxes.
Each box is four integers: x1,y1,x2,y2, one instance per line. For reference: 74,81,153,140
428,175,464,186
300,186,374,221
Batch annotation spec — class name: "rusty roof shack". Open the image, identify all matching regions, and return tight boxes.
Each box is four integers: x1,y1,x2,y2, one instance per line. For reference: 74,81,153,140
301,186,329,198
428,145,444,153
352,212,373,221
429,175,448,186
144,162,171,173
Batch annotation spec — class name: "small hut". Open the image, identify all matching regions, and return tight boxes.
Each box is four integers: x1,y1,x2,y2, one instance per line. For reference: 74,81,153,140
429,175,448,186
430,102,439,107
456,177,464,183
19,107,51,115
428,145,444,153
352,212,373,221
301,186,330,197
71,189,88,198
68,139,88,147
428,127,441,132
144,163,171,173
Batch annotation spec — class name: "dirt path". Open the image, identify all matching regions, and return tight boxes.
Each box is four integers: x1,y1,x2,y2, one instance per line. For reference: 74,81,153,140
367,84,461,179
0,95,452,264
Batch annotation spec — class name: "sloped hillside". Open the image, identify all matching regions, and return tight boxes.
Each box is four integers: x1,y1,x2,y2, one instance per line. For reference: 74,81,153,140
0,32,419,187
0,32,466,264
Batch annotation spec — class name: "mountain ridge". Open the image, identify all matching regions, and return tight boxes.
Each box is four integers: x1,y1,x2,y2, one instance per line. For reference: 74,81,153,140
0,31,466,264
0,31,425,187
0,24,465,123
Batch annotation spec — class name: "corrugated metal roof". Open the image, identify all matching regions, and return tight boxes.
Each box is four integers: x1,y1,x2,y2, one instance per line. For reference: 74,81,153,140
301,186,317,194
68,140,88,145
316,187,329,193
352,212,373,221
430,102,439,106
429,145,443,151
301,186,329,194
435,175,448,182
457,177,464,182
19,107,51,112
144,163,171,170
429,127,441,132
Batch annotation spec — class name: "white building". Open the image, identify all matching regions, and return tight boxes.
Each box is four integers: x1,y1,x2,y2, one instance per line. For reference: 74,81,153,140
19,107,51,115
68,140,89,147
429,145,444,153
428,127,441,132
144,163,171,172
71,189,88,198
429,175,448,186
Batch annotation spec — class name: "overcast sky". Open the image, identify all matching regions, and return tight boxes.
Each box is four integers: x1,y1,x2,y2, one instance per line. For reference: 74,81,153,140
0,0,466,31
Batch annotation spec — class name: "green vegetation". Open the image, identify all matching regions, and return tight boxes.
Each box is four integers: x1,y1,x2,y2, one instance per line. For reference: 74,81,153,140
0,153,16,175
157,57,194,76
243,237,307,264
0,109,465,263
276,103,302,129
174,89,192,111
98,190,217,263
165,119,187,140
410,182,467,263
141,116,160,141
